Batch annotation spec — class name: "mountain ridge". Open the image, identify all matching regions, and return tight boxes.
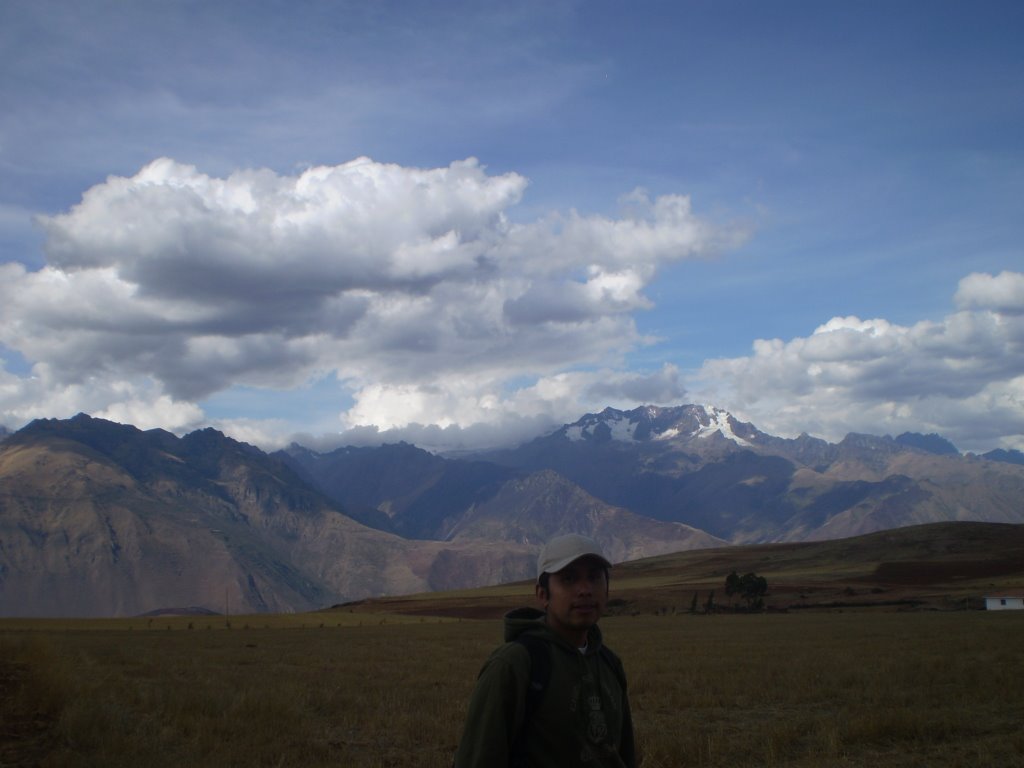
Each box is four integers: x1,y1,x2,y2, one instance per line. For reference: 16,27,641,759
0,412,717,616
474,404,1024,543
2,406,1023,617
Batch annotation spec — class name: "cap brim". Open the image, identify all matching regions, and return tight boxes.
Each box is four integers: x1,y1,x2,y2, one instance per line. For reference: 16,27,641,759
542,552,612,576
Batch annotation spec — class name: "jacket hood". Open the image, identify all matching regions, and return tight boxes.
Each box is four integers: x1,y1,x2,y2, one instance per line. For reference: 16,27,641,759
502,606,605,654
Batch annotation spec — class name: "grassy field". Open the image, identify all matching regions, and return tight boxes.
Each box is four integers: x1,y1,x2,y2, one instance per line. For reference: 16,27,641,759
3,610,1023,767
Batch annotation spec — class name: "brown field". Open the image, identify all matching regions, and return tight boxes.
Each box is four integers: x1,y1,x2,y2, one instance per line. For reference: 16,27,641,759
4,522,1024,767
2,614,1024,768
3,612,1024,766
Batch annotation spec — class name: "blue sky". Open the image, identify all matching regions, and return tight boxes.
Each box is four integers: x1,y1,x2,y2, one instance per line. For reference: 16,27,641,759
1,0,1022,453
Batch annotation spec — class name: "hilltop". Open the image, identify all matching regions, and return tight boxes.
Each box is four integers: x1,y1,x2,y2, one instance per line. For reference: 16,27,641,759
334,521,1024,618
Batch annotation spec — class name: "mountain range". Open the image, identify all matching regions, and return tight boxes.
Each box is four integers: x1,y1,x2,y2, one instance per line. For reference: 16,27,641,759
1,405,1022,617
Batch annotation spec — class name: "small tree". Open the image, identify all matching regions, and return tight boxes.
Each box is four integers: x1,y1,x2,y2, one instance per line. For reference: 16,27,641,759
689,592,699,615
724,570,768,611
725,570,741,602
704,590,715,615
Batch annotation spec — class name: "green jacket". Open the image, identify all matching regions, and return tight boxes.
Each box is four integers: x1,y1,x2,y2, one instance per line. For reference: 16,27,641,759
454,607,636,768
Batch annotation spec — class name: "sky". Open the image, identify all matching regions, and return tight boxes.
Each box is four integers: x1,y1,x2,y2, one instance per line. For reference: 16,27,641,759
1,0,1022,454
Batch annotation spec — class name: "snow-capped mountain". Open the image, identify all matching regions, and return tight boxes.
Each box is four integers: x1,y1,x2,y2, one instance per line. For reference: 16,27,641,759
560,404,764,447
480,404,1024,544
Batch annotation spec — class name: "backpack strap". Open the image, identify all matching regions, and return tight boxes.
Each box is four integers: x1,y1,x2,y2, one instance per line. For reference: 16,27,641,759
598,644,628,693
510,634,550,767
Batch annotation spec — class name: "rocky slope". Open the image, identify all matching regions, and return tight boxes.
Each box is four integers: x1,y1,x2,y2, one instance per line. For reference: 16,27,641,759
0,414,717,616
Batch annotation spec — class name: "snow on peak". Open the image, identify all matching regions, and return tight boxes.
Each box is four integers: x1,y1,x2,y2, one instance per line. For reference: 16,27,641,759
692,405,753,447
565,409,639,442
562,404,756,448
607,413,638,441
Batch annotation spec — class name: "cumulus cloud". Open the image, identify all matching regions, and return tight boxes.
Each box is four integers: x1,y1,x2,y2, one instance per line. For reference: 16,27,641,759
0,355,203,433
15,156,1016,455
693,271,1024,452
0,157,727,442
954,270,1024,314
293,364,686,453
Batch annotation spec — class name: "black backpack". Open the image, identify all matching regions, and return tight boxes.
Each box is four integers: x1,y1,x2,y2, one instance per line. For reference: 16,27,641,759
510,634,627,766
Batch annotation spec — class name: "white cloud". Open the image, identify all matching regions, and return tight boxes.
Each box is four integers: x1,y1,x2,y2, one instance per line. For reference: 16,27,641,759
0,157,727,439
694,271,1024,452
343,363,684,428
0,357,204,433
954,270,1024,314
8,157,1016,455
319,364,687,453
95,395,205,433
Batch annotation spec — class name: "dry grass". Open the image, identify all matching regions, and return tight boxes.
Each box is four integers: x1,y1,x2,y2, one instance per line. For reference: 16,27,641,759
621,613,1024,767
3,611,1023,767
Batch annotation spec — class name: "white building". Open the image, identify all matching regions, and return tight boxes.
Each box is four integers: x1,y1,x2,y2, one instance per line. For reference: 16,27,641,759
984,596,1024,611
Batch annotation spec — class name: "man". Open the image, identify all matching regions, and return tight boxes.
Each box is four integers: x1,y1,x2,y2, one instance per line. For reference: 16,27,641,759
454,533,636,768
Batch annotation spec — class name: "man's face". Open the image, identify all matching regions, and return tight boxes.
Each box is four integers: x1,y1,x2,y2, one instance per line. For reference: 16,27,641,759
537,555,609,646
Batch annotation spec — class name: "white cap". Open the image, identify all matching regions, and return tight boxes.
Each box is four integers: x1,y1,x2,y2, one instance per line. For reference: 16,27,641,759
536,534,611,580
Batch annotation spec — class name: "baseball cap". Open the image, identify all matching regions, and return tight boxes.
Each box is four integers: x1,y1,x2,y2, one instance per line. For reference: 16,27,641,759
536,534,611,580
